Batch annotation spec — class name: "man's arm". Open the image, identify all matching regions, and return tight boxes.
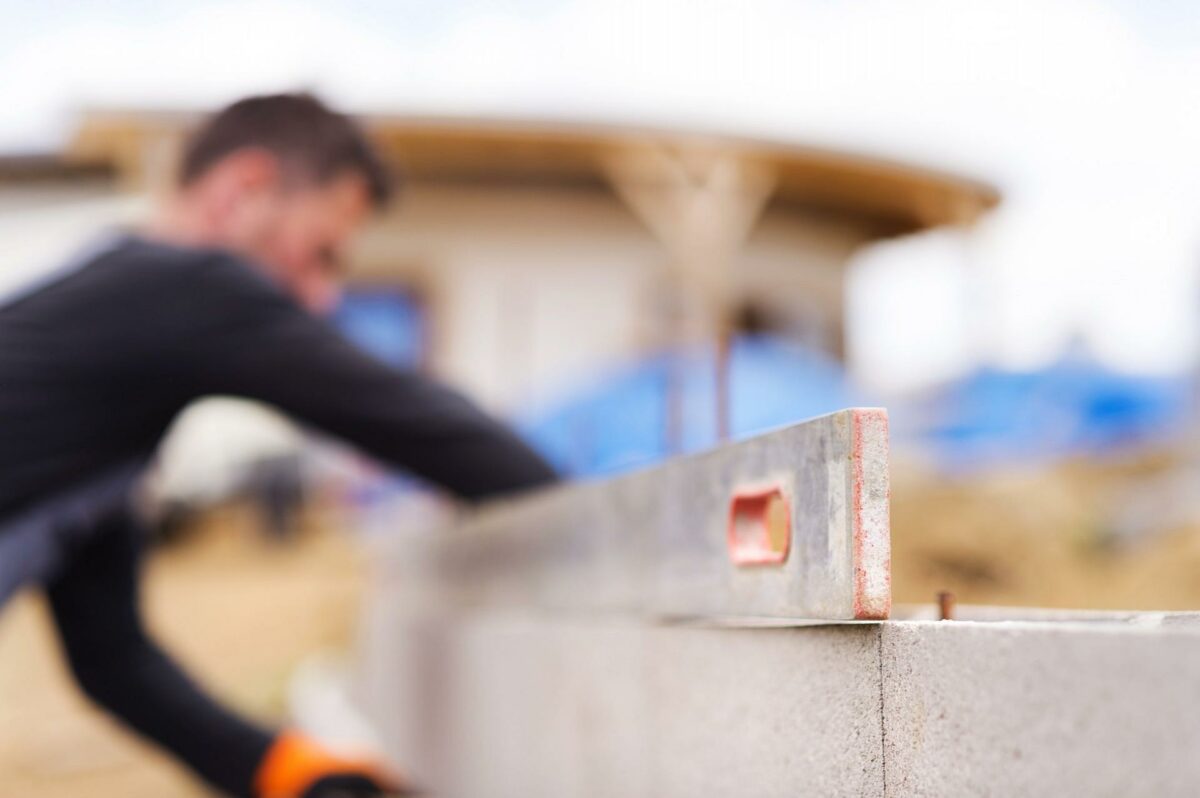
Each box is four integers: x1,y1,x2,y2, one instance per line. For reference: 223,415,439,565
46,508,274,797
169,254,559,501
47,504,410,797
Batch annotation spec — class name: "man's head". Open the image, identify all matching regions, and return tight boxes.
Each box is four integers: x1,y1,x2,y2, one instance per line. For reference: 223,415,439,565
171,93,392,313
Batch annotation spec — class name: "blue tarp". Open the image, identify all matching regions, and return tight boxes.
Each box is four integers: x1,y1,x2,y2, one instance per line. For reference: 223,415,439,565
519,335,858,476
334,289,425,367
330,291,1195,478
916,361,1192,469
520,340,1194,477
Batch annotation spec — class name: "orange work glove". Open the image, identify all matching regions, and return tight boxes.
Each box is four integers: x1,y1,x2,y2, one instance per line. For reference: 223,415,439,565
254,730,413,798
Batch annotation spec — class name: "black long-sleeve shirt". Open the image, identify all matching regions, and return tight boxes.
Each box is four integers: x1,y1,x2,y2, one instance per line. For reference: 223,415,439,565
0,234,557,519
0,234,558,796
48,497,276,796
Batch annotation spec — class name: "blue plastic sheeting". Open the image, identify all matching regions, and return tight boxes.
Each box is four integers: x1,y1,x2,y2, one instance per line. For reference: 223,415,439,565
521,340,1195,478
519,335,859,477
329,293,1193,480
913,360,1193,470
334,289,425,367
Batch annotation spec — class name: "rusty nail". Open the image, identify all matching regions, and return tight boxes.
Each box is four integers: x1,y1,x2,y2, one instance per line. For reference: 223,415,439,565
937,590,955,621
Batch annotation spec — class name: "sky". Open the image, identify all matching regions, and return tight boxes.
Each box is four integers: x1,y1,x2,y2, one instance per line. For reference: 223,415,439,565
1,0,1199,392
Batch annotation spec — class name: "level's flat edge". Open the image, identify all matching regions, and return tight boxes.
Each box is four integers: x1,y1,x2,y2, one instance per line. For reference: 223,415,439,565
391,407,893,622
851,408,892,620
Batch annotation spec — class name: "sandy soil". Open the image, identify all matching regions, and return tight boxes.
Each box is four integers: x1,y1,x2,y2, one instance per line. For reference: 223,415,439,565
891,453,1200,610
0,504,364,797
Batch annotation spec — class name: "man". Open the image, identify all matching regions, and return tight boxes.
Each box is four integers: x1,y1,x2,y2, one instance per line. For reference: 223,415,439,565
0,94,559,797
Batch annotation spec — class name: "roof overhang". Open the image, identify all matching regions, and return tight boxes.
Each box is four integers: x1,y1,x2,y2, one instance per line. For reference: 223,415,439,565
65,109,999,235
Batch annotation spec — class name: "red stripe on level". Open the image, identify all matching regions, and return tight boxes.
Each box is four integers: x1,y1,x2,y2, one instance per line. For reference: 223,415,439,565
851,408,892,620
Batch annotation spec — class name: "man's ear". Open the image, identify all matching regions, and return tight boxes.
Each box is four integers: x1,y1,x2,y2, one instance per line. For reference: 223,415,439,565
207,148,282,212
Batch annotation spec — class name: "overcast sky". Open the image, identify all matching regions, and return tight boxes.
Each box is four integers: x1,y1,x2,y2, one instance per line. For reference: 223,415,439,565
2,0,1199,391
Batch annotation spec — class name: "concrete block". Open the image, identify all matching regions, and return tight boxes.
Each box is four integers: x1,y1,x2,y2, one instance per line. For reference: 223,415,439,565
356,596,1200,798
355,602,885,798
645,622,883,797
880,621,1200,797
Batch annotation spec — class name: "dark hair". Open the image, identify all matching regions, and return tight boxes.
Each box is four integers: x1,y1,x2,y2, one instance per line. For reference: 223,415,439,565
179,93,393,207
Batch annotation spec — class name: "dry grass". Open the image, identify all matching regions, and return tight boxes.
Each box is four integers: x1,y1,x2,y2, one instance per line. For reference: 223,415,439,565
892,452,1200,610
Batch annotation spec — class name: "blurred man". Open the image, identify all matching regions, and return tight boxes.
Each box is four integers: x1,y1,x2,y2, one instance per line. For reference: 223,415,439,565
0,94,558,797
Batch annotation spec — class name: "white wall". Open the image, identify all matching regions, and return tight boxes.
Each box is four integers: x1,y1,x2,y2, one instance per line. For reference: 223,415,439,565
0,185,144,297
352,184,871,410
353,184,662,410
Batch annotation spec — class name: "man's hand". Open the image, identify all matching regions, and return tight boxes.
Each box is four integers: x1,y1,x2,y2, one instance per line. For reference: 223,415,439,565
256,731,414,798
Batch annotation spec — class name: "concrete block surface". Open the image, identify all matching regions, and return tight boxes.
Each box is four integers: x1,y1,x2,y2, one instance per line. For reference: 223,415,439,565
358,606,885,798
880,621,1200,798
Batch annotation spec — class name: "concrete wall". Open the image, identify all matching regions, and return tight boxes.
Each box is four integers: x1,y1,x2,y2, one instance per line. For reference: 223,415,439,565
349,410,1197,797
881,619,1200,797
353,604,1200,798
355,601,884,798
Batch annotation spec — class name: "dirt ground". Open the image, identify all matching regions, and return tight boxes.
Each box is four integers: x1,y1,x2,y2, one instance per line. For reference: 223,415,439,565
891,452,1200,610
0,504,365,797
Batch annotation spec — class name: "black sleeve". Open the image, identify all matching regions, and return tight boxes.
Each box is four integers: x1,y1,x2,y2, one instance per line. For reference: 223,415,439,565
169,255,558,501
46,511,272,798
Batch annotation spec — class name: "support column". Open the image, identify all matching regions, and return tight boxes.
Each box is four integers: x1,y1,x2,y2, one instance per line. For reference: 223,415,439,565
603,143,775,445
